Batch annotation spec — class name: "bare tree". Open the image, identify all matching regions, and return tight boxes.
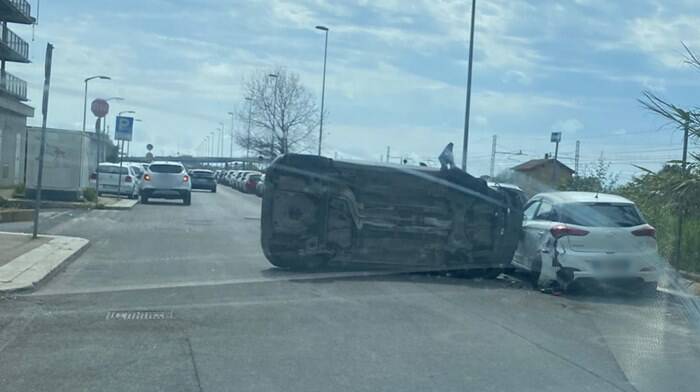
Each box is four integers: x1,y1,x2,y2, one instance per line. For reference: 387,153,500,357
235,68,320,158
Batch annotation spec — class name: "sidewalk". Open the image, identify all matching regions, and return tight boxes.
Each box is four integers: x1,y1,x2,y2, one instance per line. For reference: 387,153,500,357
0,231,89,293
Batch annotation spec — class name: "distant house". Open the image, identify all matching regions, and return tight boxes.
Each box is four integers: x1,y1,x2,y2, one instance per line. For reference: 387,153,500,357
510,157,575,196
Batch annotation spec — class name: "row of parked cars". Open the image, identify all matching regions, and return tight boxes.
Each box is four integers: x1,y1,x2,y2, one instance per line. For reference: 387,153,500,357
214,169,266,196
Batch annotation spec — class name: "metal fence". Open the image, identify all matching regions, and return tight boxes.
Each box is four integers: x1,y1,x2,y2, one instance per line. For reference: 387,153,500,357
8,0,31,19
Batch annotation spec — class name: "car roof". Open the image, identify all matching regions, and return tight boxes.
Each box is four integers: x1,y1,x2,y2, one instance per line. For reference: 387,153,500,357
150,161,184,166
533,191,634,204
191,169,213,173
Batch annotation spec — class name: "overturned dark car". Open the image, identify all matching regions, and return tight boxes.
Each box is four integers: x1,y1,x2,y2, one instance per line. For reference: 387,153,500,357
261,154,523,276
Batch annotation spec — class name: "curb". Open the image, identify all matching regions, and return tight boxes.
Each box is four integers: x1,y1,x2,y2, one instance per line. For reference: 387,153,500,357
0,232,90,293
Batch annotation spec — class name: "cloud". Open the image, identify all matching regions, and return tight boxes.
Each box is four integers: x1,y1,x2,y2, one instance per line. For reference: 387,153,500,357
553,118,584,134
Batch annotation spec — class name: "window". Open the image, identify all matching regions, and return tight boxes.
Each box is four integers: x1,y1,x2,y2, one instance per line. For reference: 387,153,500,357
533,201,556,221
149,164,183,173
559,203,645,227
191,170,214,178
98,165,128,174
523,201,540,221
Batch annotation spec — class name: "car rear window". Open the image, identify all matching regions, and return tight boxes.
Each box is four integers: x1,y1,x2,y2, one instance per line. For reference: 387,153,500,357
558,203,645,227
149,164,183,173
98,165,128,174
191,171,214,178
130,166,142,175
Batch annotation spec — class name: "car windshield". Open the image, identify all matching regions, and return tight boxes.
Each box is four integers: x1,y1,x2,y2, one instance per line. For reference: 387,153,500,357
97,165,128,174
3,2,700,392
559,203,646,227
191,170,213,178
149,164,182,173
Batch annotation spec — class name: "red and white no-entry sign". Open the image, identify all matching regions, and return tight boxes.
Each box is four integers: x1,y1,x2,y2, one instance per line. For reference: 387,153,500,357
91,98,109,118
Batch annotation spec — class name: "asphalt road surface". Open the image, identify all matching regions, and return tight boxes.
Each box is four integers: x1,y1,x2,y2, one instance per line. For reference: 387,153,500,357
1,186,699,392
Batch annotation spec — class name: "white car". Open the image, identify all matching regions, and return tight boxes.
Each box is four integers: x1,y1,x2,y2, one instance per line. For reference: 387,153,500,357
91,162,140,199
511,191,661,293
139,161,192,205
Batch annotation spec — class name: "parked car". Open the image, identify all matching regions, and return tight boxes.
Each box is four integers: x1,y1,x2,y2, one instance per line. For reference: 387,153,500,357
140,161,192,205
190,169,217,192
233,171,253,190
90,163,140,199
242,173,263,193
223,170,237,186
511,191,661,293
255,174,265,197
214,170,223,182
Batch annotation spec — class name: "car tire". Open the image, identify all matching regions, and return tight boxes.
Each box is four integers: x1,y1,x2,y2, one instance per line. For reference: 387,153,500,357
183,193,191,205
141,194,149,204
212,187,216,193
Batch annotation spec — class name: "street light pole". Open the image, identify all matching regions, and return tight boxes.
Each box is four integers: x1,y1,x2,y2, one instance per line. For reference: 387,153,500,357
82,75,111,132
227,112,235,158
245,97,253,159
268,73,279,156
461,0,477,171
315,25,329,156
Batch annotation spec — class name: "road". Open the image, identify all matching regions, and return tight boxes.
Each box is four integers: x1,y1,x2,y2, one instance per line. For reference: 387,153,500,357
1,186,699,392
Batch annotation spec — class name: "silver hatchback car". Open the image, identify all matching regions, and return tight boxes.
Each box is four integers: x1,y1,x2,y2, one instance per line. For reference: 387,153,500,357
140,161,192,205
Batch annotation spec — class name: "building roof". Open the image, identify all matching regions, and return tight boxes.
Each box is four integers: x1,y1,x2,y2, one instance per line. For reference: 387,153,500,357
511,158,575,173
533,191,634,204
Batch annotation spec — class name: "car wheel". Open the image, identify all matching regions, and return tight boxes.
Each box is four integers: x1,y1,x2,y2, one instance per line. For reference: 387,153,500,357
140,194,149,204
183,193,191,205
212,187,216,193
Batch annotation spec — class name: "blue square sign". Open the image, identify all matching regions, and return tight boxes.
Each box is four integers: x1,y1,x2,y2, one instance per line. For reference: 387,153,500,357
115,116,134,141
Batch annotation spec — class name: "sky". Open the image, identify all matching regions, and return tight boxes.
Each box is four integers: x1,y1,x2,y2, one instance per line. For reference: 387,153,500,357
10,0,700,180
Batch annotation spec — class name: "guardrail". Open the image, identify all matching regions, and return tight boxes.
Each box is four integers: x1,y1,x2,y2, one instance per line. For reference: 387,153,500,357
0,71,27,100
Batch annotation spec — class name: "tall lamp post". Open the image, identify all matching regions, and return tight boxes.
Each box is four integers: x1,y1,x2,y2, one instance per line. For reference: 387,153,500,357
461,0,477,171
315,25,329,156
227,112,235,158
268,73,279,156
244,97,253,159
83,75,111,132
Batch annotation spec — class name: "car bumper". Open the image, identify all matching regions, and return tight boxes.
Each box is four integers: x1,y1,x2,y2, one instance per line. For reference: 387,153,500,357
557,250,662,283
141,188,190,199
192,182,215,189
98,184,136,195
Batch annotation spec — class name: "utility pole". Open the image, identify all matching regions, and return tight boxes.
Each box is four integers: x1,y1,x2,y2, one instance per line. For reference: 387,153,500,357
574,140,580,175
674,118,691,267
32,43,53,239
550,131,562,185
489,134,497,178
386,146,390,163
461,0,477,171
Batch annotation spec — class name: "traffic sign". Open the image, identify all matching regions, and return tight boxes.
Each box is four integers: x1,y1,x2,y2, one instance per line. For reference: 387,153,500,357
115,116,134,141
550,132,562,143
91,99,109,118
145,152,154,162
146,143,153,151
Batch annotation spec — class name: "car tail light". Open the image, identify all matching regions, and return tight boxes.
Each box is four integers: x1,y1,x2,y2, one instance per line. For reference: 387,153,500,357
143,174,151,181
183,175,189,183
124,176,132,183
632,225,656,238
550,224,589,239
89,173,97,181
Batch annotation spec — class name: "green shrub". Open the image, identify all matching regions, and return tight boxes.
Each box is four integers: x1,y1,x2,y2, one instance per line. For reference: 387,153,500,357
12,183,25,198
83,187,97,202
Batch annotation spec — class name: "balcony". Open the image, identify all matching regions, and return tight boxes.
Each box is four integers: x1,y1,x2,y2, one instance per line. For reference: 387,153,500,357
0,71,27,100
0,23,28,62
0,0,34,24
